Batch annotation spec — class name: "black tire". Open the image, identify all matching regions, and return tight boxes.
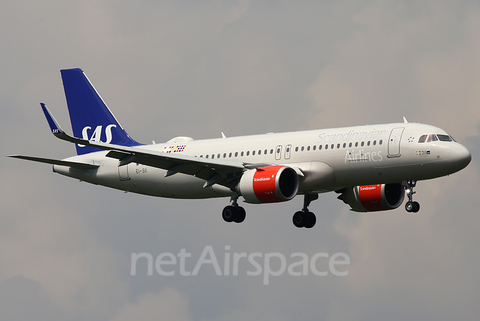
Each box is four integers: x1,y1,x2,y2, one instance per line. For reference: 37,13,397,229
292,211,304,228
405,201,413,213
222,206,236,222
304,212,316,229
412,201,420,213
234,207,246,223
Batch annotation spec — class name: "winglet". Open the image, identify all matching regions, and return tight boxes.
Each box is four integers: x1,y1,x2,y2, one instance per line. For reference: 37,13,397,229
40,103,90,146
41,103,65,138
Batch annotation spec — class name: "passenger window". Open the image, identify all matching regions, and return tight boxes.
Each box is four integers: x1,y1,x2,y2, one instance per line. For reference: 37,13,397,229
217,154,220,158
319,145,322,150
301,146,304,151
264,149,268,154
295,147,298,152
379,140,383,145
331,144,334,149
361,142,364,147
367,141,370,146
223,153,226,158
349,142,352,147
355,142,358,147
246,151,250,156
325,144,328,150
252,150,256,155
270,149,273,154
241,152,244,156
343,143,346,148
258,150,262,155
313,145,316,151
235,152,238,157
307,146,310,151
373,141,376,146
418,135,427,143
206,155,209,158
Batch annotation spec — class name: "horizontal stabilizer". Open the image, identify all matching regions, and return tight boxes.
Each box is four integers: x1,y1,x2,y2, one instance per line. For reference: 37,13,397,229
8,155,99,169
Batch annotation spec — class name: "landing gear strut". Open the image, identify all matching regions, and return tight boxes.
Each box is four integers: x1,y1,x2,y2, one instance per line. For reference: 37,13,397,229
292,193,318,228
222,192,246,223
403,180,420,213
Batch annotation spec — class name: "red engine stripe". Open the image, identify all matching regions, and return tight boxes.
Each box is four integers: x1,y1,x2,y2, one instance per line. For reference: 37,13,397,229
358,185,388,211
253,166,283,203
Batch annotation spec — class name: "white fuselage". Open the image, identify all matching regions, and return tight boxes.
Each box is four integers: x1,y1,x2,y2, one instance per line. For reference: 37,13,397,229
53,122,471,200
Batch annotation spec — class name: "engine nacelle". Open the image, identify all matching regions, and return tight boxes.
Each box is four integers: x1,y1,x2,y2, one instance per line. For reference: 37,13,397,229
238,166,299,204
337,183,405,212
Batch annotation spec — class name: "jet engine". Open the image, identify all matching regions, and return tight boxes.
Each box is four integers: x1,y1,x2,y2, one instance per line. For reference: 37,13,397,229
337,183,404,212
237,166,299,204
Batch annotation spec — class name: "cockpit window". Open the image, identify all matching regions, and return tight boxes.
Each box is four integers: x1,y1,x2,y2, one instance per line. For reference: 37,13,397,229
437,134,453,142
419,133,454,143
418,135,427,143
427,134,438,142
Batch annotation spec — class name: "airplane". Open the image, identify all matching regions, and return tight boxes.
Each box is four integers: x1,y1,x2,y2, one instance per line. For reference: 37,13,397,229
9,68,472,228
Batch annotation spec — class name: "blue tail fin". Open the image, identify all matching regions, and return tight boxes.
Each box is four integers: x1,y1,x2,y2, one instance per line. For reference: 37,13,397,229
61,68,141,155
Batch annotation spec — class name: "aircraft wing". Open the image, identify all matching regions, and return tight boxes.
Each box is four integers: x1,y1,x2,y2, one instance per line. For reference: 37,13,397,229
8,155,99,169
40,104,250,188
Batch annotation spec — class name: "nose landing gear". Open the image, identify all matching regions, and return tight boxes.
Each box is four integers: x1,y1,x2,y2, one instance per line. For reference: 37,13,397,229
403,180,420,213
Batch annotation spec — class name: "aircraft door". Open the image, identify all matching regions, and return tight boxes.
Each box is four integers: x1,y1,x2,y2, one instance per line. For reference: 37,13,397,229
118,163,130,181
285,144,292,160
275,145,282,160
388,127,404,157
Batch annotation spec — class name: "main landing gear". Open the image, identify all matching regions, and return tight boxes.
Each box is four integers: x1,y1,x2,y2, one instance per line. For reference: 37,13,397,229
292,194,318,229
404,180,420,213
222,192,246,223
222,192,319,228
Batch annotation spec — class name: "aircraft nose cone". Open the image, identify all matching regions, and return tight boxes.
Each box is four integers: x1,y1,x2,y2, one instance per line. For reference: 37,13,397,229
451,143,471,171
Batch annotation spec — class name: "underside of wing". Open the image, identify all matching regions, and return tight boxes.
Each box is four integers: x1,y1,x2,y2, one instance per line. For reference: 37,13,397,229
105,148,246,188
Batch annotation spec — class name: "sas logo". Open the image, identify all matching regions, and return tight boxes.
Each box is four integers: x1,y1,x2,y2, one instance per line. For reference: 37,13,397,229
163,145,186,153
78,124,116,147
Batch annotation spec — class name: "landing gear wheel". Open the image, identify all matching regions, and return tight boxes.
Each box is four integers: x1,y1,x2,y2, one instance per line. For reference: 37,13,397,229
405,201,413,212
412,201,420,213
222,206,236,222
292,211,316,228
403,181,420,213
222,204,246,223
222,192,246,224
304,212,316,229
405,201,420,213
234,207,246,223
292,194,319,228
292,211,305,228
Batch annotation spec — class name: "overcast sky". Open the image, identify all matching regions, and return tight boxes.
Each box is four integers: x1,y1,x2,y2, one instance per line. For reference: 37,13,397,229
2,1,480,320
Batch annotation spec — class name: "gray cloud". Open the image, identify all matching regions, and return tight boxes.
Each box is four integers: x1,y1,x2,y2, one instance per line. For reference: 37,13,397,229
2,0,480,320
